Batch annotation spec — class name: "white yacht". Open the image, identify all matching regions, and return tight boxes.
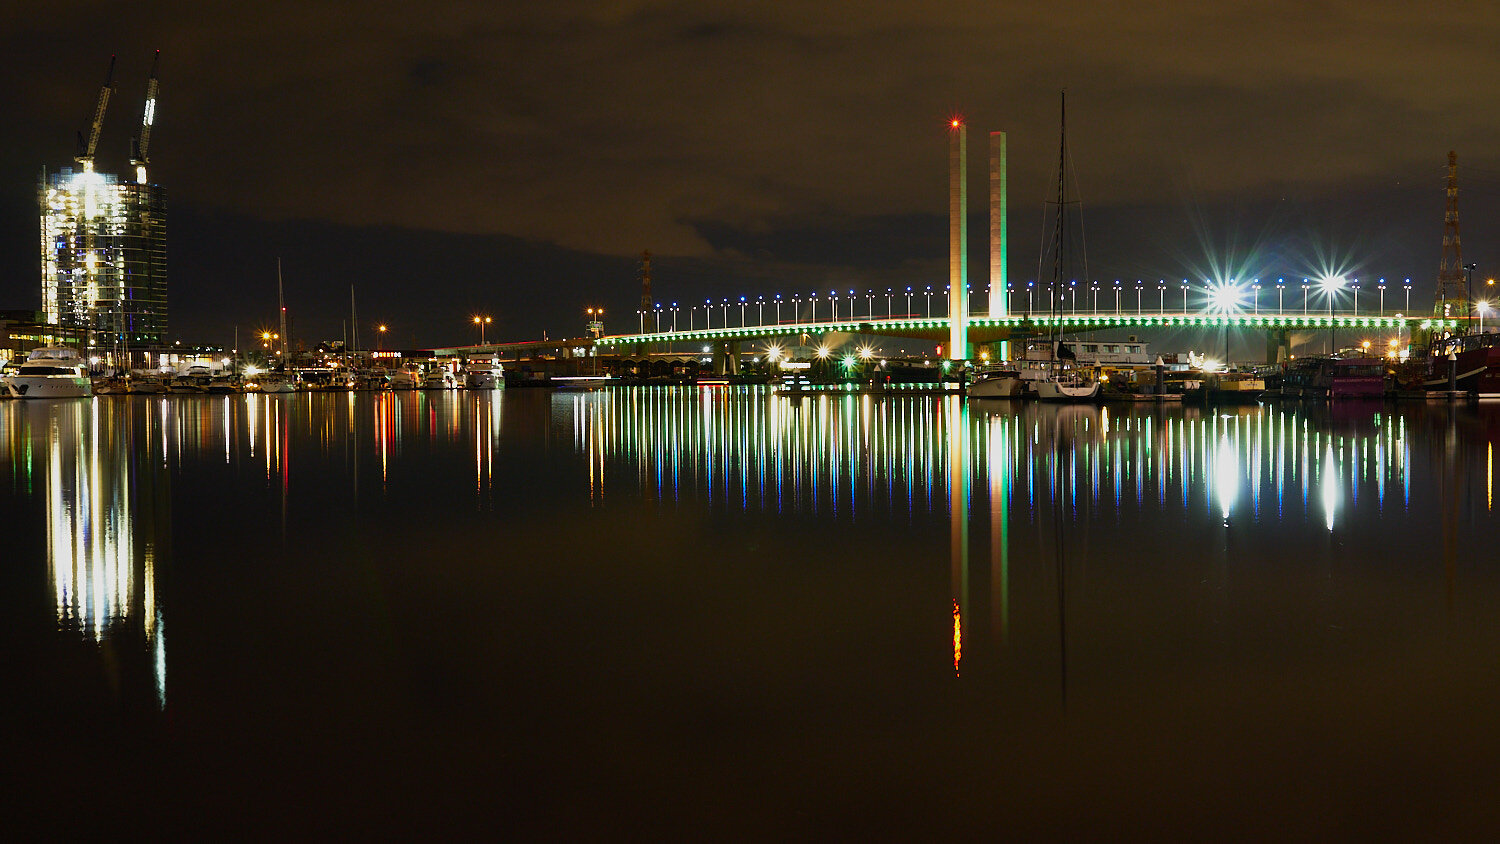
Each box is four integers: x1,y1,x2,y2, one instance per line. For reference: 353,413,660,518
967,367,1025,398
1034,366,1102,402
7,348,94,398
258,372,297,393
388,365,422,390
422,369,458,390
463,361,505,390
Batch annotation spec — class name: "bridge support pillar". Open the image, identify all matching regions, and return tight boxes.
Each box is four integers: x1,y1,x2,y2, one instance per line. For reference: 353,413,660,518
1265,329,1291,365
712,342,740,375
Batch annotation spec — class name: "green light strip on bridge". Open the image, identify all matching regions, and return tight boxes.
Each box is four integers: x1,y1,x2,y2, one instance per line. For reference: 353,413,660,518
595,315,1455,345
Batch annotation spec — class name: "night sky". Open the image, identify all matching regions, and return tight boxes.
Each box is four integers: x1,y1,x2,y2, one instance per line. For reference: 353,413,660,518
4,2,1500,349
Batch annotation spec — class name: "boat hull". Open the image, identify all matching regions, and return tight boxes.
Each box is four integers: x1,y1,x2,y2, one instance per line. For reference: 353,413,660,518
9,376,93,399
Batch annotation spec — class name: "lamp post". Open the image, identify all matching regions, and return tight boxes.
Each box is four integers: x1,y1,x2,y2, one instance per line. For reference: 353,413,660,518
671,303,679,332
886,288,893,318
1158,280,1166,313
1276,278,1285,313
1302,279,1310,315
473,315,491,345
1321,276,1342,353
1377,279,1386,316
1251,279,1261,315
377,324,387,351
775,294,782,324
1028,281,1036,314
1403,278,1412,313
1464,263,1478,331
1180,280,1189,313
653,304,661,333
905,287,913,317
925,286,932,318
1350,278,1360,316
756,296,764,326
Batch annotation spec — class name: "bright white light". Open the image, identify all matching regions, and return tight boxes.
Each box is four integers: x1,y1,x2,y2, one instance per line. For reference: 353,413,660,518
1206,282,1244,314
1318,275,1345,293
857,345,874,360
815,345,831,359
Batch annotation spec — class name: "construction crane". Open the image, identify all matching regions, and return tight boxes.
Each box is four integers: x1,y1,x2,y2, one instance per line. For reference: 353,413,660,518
76,55,117,172
130,51,160,184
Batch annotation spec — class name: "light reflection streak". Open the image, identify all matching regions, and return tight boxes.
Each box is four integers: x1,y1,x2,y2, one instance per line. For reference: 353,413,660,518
10,401,168,710
572,391,1414,531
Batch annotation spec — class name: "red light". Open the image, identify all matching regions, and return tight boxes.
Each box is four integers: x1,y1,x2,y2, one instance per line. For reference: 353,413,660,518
950,119,961,128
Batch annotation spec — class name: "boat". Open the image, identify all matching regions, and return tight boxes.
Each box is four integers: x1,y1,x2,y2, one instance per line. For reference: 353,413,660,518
388,365,422,390
967,366,1025,398
7,347,94,398
121,373,169,394
1422,333,1500,398
421,368,458,389
1030,92,1102,404
206,375,243,394
1282,356,1386,400
258,372,297,393
463,360,506,390
1034,365,1102,402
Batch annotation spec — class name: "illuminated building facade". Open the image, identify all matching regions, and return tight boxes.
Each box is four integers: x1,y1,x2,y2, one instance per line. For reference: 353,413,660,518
40,167,167,348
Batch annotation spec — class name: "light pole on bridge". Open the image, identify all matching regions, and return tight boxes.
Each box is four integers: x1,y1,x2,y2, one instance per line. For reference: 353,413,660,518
671,303,679,332
905,287,913,317
925,286,932,319
1276,278,1285,313
1157,280,1166,313
1403,278,1412,313
1302,279,1310,315
1180,280,1189,313
1377,280,1386,316
1251,279,1261,315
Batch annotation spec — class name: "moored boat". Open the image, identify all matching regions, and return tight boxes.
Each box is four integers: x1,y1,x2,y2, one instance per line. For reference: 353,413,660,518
463,361,505,390
8,347,93,399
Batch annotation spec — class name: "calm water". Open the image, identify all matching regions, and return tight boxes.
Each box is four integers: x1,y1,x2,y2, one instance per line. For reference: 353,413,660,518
5,390,1500,836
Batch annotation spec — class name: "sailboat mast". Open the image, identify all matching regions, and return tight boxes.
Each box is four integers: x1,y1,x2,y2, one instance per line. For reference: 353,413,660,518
277,258,289,364
1053,91,1067,304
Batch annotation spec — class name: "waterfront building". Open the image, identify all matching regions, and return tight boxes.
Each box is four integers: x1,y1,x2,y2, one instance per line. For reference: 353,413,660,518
40,167,167,348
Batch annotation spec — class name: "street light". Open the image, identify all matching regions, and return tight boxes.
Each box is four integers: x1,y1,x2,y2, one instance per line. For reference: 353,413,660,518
473,315,491,345
377,324,387,351
1276,278,1285,313
1481,300,1492,334
1319,276,1343,353
1377,278,1386,316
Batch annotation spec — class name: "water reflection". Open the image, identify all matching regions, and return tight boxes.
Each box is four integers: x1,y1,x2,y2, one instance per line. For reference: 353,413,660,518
3,399,168,709
574,390,1417,529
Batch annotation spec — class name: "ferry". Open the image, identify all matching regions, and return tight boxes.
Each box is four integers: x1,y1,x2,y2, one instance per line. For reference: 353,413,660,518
6,347,93,399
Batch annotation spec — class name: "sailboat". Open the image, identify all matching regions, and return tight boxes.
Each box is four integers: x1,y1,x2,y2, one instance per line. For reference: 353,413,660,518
259,260,297,393
1034,92,1101,403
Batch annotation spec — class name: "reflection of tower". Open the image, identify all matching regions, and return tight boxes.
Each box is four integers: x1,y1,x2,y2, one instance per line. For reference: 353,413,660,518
946,396,970,676
1435,151,1466,319
949,120,968,361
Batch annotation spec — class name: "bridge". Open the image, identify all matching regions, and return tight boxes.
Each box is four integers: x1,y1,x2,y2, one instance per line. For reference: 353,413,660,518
592,310,1460,369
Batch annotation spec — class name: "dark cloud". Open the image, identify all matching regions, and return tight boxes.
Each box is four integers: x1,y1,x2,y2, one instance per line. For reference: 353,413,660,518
4,2,1500,345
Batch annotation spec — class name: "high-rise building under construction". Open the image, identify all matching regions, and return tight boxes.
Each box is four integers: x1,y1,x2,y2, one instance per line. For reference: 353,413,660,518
40,53,166,349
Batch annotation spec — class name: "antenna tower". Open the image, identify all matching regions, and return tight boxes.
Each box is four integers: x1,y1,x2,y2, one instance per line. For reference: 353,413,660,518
1435,151,1467,318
